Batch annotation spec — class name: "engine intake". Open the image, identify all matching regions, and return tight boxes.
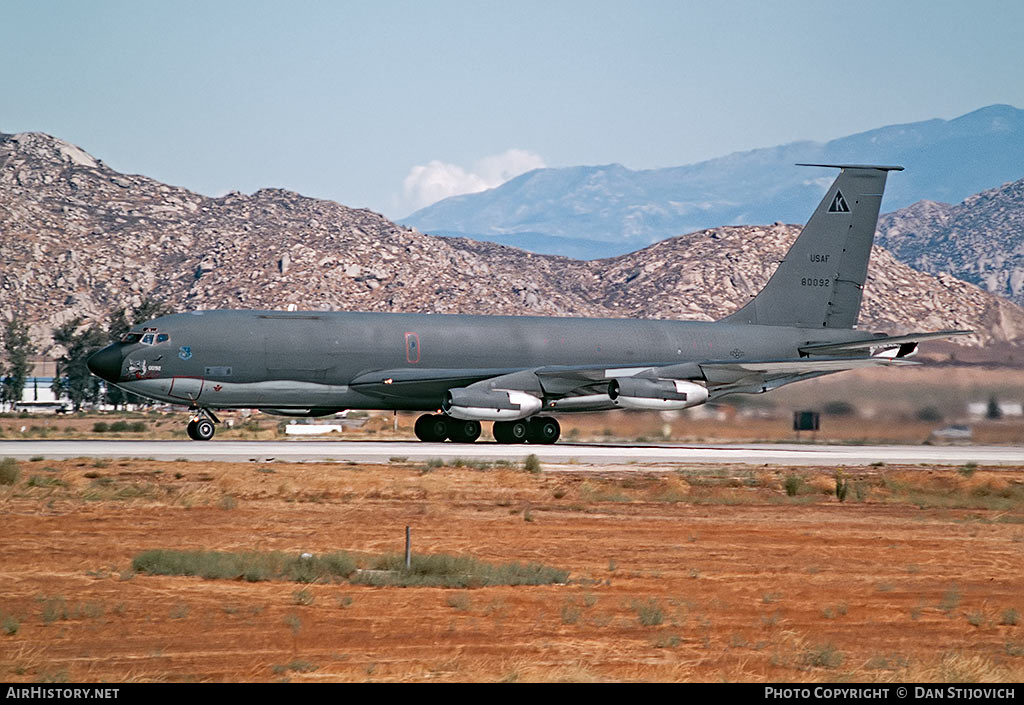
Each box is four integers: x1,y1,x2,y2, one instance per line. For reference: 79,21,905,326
608,378,709,411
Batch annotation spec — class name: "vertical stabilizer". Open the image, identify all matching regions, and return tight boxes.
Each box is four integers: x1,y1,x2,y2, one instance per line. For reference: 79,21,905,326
722,164,902,329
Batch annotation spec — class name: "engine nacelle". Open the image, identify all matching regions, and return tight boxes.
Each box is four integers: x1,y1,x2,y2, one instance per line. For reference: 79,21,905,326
608,378,709,411
443,388,543,421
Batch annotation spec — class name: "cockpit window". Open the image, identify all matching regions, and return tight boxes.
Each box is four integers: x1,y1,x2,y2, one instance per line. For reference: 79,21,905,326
141,333,155,345
121,333,143,344
156,333,170,344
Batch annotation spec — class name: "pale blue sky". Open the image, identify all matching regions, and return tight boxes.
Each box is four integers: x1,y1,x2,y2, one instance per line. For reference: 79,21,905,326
2,0,1023,217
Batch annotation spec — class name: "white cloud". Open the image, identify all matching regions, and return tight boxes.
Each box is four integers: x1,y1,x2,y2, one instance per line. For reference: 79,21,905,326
401,148,545,213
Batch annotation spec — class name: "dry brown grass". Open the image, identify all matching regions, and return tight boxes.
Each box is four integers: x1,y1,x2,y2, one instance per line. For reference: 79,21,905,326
0,457,1022,682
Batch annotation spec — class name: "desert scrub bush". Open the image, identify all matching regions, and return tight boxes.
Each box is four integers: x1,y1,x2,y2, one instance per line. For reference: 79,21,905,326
834,473,849,502
40,596,69,623
0,457,20,485
784,475,803,497
1001,608,1019,626
822,603,848,619
631,598,665,627
853,480,869,502
939,588,961,614
272,660,318,674
445,592,471,611
28,475,64,488
523,454,541,474
801,643,844,669
131,550,357,583
421,458,444,473
2,614,19,635
560,599,582,625
352,553,569,588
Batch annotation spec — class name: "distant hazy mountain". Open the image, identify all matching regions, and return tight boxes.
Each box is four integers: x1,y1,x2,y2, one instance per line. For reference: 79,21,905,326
878,177,1024,306
404,104,1024,258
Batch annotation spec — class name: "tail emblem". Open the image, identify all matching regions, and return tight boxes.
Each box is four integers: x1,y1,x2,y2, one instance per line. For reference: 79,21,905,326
828,191,850,213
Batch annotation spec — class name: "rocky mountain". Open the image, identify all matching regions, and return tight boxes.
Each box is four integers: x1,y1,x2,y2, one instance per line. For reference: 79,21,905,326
404,105,1024,258
2,131,1023,356
877,177,1024,306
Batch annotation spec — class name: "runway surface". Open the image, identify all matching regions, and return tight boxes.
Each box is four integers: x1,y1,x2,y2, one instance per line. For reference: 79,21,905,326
2,439,1023,466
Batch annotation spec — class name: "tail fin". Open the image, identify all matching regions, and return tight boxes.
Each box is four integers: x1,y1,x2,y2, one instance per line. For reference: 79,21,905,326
722,164,902,329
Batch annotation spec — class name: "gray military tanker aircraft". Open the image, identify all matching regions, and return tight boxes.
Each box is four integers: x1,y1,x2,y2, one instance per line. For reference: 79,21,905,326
87,164,967,442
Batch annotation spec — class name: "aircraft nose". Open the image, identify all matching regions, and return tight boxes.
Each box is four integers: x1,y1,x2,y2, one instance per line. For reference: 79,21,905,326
87,345,123,383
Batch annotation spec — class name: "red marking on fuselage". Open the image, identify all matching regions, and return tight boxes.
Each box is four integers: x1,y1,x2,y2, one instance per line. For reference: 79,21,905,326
405,332,420,364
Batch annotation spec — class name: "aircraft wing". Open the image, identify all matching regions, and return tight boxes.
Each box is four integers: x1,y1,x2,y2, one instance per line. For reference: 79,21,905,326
798,330,972,357
348,355,917,404
695,356,917,393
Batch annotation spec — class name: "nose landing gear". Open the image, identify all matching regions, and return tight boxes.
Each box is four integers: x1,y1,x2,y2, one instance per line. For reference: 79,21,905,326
185,408,220,441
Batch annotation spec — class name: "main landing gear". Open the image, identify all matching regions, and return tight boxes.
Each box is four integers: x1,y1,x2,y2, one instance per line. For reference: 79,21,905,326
186,408,220,441
413,414,481,443
413,414,560,445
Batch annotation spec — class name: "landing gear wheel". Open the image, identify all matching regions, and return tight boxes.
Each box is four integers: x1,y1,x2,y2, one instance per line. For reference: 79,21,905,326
447,419,481,443
414,414,449,442
527,416,560,444
493,419,529,444
192,418,215,441
186,420,199,440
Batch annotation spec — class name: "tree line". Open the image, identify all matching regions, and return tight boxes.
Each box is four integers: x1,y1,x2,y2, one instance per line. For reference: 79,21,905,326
0,298,171,412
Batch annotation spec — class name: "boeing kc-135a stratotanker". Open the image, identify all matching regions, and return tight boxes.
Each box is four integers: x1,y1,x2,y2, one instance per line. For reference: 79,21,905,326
87,164,969,442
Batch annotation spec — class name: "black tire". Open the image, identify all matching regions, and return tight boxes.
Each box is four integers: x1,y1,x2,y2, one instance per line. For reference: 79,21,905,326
414,414,449,442
448,419,481,443
186,420,199,440
493,419,529,444
527,416,560,444
194,418,215,441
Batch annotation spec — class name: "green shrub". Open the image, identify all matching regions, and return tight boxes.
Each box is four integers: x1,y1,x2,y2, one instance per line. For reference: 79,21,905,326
92,422,109,433
353,553,569,588
0,458,20,485
631,598,664,627
523,454,541,473
835,474,849,502
131,550,357,583
784,475,803,497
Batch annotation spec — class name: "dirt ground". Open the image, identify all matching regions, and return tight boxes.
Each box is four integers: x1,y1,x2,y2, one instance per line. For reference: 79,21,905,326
0,456,1022,683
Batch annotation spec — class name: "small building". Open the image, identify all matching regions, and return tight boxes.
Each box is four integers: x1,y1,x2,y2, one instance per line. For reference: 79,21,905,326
3,357,68,412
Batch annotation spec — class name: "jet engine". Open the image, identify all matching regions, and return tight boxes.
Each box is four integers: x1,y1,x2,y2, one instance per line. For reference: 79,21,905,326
443,388,543,421
608,378,709,410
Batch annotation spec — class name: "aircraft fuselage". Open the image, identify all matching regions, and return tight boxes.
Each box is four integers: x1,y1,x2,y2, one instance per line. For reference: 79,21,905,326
91,309,866,411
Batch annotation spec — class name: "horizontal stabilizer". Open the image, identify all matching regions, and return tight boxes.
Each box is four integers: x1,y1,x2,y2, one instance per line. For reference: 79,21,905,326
795,163,904,172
